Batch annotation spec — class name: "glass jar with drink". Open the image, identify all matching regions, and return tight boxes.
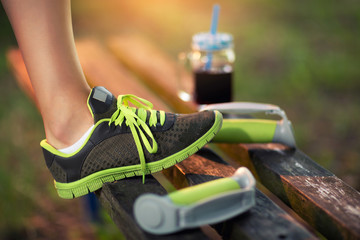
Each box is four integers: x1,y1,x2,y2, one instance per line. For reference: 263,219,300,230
191,32,235,104
178,32,235,105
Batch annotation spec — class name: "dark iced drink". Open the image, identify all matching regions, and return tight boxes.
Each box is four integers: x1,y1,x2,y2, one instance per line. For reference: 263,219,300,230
194,71,232,104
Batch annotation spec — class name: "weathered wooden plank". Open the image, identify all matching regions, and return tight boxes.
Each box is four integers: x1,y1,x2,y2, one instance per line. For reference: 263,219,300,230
163,149,316,240
220,143,360,240
99,176,210,240
76,39,169,111
107,35,196,113
5,40,169,111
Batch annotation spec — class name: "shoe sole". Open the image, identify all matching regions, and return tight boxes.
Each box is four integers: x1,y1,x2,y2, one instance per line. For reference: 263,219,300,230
55,111,223,199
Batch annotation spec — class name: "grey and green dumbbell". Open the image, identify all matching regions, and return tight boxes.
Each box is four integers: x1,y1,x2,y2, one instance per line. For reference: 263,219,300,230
134,167,256,235
201,102,296,147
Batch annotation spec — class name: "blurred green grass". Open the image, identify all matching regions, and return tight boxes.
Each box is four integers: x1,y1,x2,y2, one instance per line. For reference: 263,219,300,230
1,0,359,239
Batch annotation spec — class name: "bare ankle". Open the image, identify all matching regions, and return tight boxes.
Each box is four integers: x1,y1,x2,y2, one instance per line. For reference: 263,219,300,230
44,105,93,149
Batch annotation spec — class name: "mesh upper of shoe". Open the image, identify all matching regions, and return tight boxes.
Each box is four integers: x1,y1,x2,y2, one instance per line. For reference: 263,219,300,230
80,111,214,178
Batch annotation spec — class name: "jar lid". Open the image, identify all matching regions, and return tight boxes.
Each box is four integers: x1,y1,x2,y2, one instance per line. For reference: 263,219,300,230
192,32,233,51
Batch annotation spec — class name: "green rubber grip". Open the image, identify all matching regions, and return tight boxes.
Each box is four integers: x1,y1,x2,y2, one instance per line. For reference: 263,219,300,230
168,177,241,205
212,119,277,143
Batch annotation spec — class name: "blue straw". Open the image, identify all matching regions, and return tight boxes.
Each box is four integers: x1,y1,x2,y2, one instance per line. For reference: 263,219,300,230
210,4,220,35
205,4,220,71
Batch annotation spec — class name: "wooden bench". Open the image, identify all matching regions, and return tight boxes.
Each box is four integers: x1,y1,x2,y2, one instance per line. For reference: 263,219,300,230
6,35,360,240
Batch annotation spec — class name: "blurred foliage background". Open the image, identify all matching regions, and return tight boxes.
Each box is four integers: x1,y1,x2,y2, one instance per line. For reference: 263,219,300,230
0,0,359,239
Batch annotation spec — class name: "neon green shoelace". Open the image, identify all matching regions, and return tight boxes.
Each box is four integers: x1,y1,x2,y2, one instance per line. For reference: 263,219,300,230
109,94,166,182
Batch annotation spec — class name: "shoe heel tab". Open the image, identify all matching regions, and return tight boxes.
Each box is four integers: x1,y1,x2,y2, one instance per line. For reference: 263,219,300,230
40,140,73,158
40,139,58,154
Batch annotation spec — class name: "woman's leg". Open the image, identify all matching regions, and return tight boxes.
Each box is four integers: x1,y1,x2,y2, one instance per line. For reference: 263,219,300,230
1,0,93,149
1,0,223,200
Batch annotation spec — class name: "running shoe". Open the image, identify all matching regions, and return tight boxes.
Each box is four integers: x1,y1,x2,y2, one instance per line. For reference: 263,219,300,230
41,87,223,199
